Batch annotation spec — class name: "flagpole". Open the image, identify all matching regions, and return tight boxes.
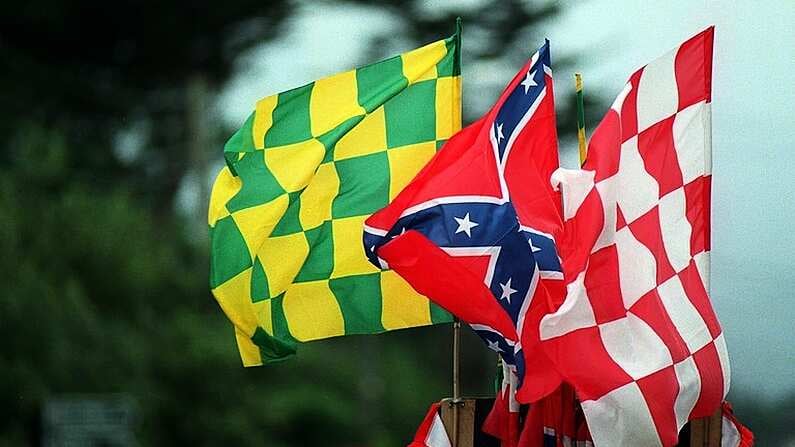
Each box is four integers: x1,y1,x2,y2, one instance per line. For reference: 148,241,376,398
451,317,461,446
575,73,587,165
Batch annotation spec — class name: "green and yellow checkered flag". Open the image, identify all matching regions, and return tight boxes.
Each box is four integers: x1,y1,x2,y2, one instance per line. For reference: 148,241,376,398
209,26,462,366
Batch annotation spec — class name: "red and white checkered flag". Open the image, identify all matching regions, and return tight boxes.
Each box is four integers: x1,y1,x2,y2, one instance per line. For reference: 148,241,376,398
540,27,729,446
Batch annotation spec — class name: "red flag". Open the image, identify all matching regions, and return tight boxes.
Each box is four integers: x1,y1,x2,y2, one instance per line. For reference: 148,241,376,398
539,27,730,446
482,364,521,447
365,41,565,402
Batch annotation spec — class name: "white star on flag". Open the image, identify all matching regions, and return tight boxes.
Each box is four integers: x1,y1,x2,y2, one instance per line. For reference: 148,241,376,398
454,213,479,237
486,339,503,353
528,239,541,253
499,277,517,303
520,69,537,93
495,123,504,143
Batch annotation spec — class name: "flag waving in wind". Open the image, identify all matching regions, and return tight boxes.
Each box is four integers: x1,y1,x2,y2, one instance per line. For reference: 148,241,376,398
209,26,462,366
364,41,565,403
541,27,730,446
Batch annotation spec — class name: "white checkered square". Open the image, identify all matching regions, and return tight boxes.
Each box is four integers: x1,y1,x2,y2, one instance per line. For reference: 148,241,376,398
615,226,657,308
599,312,673,380
617,136,659,222
581,381,662,447
594,175,618,252
636,47,679,132
673,356,702,430
714,333,731,397
673,101,711,183
657,275,713,354
694,251,711,290
539,271,597,340
658,187,693,273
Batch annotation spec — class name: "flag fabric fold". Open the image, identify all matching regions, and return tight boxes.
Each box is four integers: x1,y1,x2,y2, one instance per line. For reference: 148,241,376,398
482,363,521,447
538,27,730,446
720,402,754,447
209,25,462,366
408,403,452,447
365,41,565,403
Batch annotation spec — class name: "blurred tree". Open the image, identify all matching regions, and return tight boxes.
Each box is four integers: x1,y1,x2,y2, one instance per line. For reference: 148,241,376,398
0,1,290,213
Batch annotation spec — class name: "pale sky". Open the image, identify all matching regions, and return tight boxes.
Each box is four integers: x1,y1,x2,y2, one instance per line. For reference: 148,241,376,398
218,0,795,400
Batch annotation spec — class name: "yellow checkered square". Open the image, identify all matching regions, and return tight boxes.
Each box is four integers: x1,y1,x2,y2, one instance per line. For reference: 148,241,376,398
380,270,432,330
264,138,326,192
333,107,387,160
386,141,437,200
212,268,272,335
253,95,278,149
208,167,242,227
298,162,340,230
401,39,447,84
435,76,462,140
231,194,289,258
310,69,366,137
282,280,345,341
255,232,310,298
331,215,381,278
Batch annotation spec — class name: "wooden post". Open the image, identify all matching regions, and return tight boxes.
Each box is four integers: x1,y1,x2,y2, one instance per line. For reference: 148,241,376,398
440,398,476,447
451,319,462,446
689,408,722,446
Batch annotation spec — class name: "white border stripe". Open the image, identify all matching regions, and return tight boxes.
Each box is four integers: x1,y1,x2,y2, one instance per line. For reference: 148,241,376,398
363,224,388,237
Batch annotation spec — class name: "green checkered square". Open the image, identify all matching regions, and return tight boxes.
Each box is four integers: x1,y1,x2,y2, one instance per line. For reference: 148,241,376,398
224,113,256,156
294,221,334,282
329,273,384,334
331,151,390,218
385,79,437,148
268,294,299,346
436,36,460,77
210,215,252,288
356,55,408,112
430,302,453,324
226,151,285,213
252,325,296,361
271,191,303,236
250,257,269,303
265,83,314,147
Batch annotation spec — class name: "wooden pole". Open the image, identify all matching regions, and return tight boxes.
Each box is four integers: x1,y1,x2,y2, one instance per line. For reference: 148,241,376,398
451,318,462,446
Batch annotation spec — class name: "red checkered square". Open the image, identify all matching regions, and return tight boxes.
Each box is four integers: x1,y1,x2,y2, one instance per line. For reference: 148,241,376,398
637,365,680,447
629,289,690,363
584,245,626,324
561,185,604,282
638,116,685,197
677,260,722,338
585,110,621,182
675,26,714,109
627,206,677,285
683,176,711,256
620,70,642,142
656,275,713,355
690,341,726,418
545,325,633,401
